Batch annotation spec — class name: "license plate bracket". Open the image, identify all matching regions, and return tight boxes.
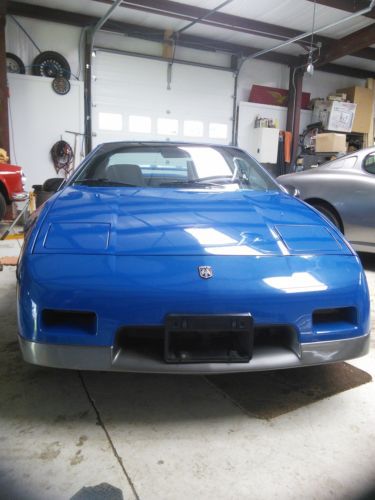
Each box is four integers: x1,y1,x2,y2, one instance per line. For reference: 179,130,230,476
164,314,253,364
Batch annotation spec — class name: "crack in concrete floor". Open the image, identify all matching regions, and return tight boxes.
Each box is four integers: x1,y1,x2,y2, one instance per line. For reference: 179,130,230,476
78,371,140,500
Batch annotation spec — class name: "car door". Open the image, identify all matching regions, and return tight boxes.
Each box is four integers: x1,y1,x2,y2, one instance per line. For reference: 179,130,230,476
340,151,375,248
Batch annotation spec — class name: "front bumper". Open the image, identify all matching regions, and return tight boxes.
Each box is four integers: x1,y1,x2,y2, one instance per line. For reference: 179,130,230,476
18,332,370,374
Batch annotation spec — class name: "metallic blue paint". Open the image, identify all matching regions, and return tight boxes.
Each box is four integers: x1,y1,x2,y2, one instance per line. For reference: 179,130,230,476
18,252,369,346
32,187,351,257
16,144,371,372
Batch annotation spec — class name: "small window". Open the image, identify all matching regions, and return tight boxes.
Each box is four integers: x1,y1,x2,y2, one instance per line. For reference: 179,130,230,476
363,152,375,175
209,122,228,140
321,156,356,170
233,157,268,191
183,120,204,138
98,112,123,131
343,157,357,169
157,118,178,136
129,115,152,134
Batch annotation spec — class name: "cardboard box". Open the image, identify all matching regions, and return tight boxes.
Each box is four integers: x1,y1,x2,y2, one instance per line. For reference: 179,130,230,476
336,86,373,133
315,133,347,153
312,100,356,133
327,93,346,101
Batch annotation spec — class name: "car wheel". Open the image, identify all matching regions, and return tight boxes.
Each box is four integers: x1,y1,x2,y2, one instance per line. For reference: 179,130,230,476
6,52,26,74
32,51,71,80
0,192,6,221
311,202,342,232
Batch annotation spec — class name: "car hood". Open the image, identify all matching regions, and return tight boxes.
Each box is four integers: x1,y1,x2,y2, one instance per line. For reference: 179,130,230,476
33,186,351,256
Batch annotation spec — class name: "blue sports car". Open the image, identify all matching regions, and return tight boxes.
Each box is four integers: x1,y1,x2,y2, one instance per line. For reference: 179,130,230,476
17,142,370,374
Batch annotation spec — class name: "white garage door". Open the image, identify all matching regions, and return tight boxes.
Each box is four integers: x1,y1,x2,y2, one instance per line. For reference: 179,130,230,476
92,51,234,147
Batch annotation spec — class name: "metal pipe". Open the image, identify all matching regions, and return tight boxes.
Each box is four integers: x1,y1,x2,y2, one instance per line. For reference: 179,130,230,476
84,0,123,154
92,0,123,37
249,0,375,60
231,64,239,146
169,0,233,89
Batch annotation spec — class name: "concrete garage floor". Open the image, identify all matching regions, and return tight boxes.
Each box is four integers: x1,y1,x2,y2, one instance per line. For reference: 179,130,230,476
0,239,375,500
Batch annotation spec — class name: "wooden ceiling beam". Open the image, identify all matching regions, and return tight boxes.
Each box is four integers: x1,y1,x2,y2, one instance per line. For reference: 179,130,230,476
306,0,375,20
317,22,375,66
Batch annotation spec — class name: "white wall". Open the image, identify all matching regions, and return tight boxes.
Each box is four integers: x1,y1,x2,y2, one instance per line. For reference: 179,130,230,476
5,18,85,189
302,70,365,99
238,59,290,103
8,74,84,191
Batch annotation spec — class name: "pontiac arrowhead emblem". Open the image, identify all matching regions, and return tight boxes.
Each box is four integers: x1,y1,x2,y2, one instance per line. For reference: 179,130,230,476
198,266,213,279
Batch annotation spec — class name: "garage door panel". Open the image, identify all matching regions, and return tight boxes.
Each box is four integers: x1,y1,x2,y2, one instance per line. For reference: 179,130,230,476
93,52,233,146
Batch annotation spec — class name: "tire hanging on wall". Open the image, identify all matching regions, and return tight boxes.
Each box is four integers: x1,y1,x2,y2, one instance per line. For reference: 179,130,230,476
32,51,71,80
6,52,26,74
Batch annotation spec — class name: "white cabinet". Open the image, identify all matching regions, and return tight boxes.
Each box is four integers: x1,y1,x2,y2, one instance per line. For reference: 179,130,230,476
248,127,280,163
237,101,312,163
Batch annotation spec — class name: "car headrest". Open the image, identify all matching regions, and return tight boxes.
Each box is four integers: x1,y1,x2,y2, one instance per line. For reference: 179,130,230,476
106,164,145,186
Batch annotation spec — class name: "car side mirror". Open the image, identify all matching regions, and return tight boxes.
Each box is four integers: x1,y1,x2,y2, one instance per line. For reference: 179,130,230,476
42,177,65,192
281,184,300,198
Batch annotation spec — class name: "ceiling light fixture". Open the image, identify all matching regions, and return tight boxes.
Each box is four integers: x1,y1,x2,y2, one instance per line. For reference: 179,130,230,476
306,52,314,75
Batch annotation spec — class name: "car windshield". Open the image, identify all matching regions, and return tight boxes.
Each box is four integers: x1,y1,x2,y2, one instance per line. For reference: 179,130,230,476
72,144,279,192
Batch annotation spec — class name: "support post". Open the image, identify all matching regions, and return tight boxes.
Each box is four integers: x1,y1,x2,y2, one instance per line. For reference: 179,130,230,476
0,0,9,156
366,78,374,148
84,29,92,155
286,66,304,170
231,55,240,146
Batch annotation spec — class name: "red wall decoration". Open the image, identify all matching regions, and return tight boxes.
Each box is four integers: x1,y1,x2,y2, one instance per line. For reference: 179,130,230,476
249,85,311,110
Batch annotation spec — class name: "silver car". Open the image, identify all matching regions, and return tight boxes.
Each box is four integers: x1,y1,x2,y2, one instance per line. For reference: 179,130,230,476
278,147,375,254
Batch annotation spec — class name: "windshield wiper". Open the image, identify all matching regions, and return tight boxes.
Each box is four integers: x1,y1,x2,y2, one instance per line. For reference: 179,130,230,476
73,178,138,187
159,180,225,188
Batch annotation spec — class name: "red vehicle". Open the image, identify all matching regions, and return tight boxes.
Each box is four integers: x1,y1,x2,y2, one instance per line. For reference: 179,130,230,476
0,164,28,220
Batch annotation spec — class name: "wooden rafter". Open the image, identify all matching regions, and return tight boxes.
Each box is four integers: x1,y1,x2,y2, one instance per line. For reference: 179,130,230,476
306,0,375,20
317,22,375,66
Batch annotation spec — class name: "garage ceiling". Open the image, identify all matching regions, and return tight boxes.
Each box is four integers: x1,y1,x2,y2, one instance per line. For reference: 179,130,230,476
6,0,375,77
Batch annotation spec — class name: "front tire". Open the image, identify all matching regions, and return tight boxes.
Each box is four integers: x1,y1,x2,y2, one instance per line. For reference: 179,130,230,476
0,192,7,221
311,202,342,232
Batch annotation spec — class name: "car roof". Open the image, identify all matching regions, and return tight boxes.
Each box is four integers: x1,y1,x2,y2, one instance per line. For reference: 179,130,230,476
319,146,375,169
95,141,239,151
